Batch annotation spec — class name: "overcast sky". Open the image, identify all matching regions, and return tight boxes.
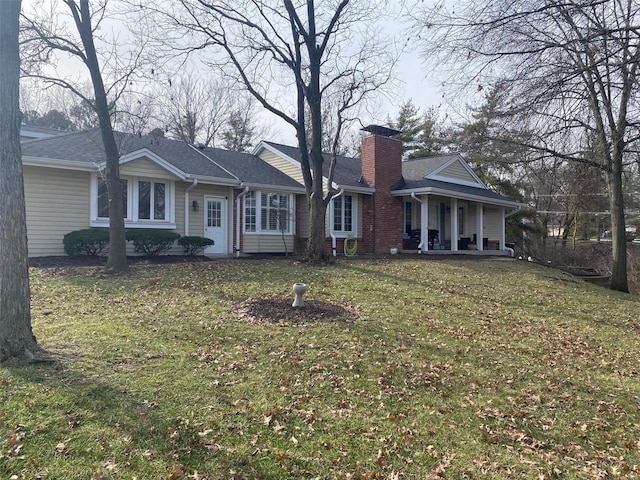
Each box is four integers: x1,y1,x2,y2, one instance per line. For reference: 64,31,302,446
20,0,453,145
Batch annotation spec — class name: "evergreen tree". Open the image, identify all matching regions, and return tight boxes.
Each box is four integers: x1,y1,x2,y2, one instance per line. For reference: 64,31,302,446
389,100,445,158
22,108,75,131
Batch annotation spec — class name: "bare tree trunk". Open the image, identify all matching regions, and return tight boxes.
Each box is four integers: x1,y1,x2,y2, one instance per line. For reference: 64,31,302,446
151,0,392,265
608,167,629,292
72,0,128,273
308,192,328,262
0,0,42,362
413,1,638,292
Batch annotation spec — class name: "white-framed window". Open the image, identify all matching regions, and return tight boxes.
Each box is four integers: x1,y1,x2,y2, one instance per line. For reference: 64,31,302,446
138,180,166,220
244,191,294,234
331,194,356,236
244,191,257,232
97,177,128,220
91,174,175,228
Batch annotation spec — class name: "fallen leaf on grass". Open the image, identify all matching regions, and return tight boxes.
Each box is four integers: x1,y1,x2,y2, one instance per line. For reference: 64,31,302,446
8,432,24,456
166,463,184,480
142,449,157,458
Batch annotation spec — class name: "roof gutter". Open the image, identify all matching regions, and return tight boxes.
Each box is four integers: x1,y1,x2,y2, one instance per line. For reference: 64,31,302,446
241,182,306,194
392,187,521,208
235,186,251,258
332,183,375,194
186,174,239,186
329,189,344,257
21,156,97,172
505,205,523,218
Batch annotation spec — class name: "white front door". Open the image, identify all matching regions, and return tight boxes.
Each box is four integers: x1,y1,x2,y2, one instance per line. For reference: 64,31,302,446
204,196,226,254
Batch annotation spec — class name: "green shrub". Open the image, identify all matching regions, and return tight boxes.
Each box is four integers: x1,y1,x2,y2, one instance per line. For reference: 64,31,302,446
63,229,110,256
177,236,214,256
125,229,180,257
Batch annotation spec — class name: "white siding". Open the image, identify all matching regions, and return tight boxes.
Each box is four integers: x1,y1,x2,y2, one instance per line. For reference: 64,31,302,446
24,166,91,257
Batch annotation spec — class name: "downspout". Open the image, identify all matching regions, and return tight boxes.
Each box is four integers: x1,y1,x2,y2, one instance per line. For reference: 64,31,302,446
184,178,198,236
329,189,344,257
235,186,250,258
411,192,425,254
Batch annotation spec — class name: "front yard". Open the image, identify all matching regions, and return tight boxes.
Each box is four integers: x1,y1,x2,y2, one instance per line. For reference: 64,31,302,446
2,257,640,478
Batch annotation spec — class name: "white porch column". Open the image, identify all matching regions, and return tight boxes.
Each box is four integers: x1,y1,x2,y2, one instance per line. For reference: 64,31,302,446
450,198,458,251
420,195,429,252
476,202,484,251
499,207,506,250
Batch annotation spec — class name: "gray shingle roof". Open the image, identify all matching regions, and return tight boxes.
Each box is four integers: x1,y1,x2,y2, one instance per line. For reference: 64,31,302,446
22,129,110,163
394,177,514,203
261,143,516,204
21,129,304,189
197,144,304,190
395,153,516,204
401,154,462,181
20,124,66,139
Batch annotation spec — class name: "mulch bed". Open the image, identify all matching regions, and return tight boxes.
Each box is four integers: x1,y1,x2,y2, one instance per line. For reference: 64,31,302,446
29,255,214,269
231,296,363,326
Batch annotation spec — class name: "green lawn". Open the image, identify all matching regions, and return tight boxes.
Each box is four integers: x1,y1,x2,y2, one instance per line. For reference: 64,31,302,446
2,257,640,479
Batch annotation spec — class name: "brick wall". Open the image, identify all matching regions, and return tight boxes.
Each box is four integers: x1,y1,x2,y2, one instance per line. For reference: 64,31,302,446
361,133,404,253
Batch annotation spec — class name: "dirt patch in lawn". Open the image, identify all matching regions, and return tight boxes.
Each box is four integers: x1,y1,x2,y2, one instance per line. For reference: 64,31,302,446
231,296,363,326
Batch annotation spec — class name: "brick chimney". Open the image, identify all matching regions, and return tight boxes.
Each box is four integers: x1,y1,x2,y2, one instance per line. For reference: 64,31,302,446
361,125,404,254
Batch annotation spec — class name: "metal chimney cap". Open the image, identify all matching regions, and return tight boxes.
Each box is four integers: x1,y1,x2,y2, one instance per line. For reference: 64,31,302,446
361,125,402,137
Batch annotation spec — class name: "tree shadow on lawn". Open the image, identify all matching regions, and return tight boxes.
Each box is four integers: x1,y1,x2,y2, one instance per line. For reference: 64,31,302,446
0,354,270,479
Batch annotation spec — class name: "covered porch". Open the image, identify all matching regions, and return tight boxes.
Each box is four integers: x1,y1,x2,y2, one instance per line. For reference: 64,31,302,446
400,193,515,256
